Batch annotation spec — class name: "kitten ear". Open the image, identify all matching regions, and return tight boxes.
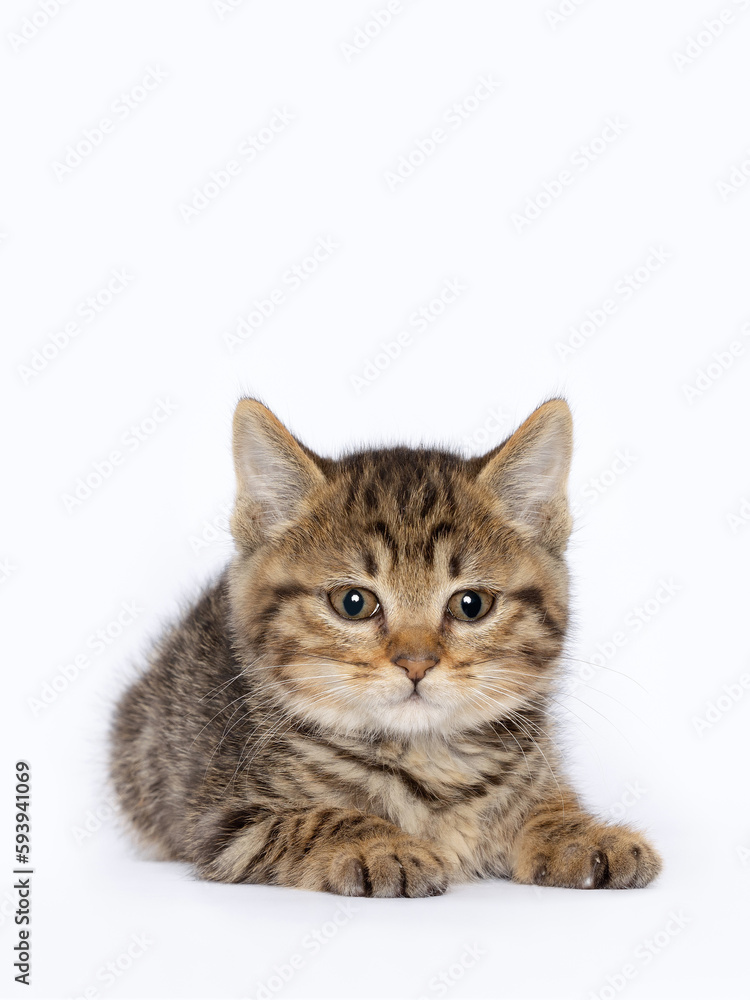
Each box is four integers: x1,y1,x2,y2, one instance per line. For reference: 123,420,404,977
231,399,326,549
476,399,573,554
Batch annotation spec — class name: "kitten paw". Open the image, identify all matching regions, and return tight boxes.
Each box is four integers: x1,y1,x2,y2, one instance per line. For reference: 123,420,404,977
323,837,449,898
514,821,662,889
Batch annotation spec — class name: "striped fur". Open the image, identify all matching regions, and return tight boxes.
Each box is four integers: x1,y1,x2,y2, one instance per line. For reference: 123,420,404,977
110,399,661,896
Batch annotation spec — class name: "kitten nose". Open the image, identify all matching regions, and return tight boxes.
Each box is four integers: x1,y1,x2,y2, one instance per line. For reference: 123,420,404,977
392,655,439,682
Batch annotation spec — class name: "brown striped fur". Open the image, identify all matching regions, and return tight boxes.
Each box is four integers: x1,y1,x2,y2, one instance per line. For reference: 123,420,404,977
109,399,661,896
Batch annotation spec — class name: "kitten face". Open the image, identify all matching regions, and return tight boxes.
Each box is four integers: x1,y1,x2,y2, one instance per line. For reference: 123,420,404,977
228,402,572,739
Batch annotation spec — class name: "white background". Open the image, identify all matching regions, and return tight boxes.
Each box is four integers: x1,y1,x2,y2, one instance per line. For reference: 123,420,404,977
2,1,749,998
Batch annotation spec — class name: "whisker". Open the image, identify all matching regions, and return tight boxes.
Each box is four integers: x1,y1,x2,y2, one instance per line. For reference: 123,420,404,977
198,671,245,702
190,693,250,747
464,688,566,815
562,656,648,692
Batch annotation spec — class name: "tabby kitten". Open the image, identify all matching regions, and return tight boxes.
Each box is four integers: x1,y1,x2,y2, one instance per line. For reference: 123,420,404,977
110,398,661,897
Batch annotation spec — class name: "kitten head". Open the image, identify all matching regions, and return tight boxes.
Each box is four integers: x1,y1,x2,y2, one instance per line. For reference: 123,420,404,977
228,399,573,739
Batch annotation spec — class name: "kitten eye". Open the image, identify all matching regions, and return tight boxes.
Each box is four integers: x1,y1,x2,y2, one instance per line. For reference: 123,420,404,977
447,589,494,621
329,586,380,620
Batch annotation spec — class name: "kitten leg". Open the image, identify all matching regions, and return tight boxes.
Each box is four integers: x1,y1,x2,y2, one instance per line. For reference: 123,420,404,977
510,799,662,889
194,804,451,897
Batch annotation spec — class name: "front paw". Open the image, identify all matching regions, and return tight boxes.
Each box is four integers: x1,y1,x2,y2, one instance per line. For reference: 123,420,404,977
322,835,449,898
514,821,662,889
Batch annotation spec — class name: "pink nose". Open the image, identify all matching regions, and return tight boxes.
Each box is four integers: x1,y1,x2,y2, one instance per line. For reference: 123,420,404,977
393,656,439,682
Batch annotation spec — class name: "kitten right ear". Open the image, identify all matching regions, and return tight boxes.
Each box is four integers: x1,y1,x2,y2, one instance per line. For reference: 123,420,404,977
476,399,573,554
231,399,326,549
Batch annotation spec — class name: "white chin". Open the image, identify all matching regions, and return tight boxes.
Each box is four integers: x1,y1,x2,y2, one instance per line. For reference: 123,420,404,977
381,695,450,734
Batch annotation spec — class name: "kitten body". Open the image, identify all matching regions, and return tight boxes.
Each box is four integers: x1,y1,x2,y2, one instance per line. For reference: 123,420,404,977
110,400,661,896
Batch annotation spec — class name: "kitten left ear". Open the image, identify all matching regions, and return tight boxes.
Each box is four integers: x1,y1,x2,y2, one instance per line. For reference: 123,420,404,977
476,399,573,554
231,398,326,550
